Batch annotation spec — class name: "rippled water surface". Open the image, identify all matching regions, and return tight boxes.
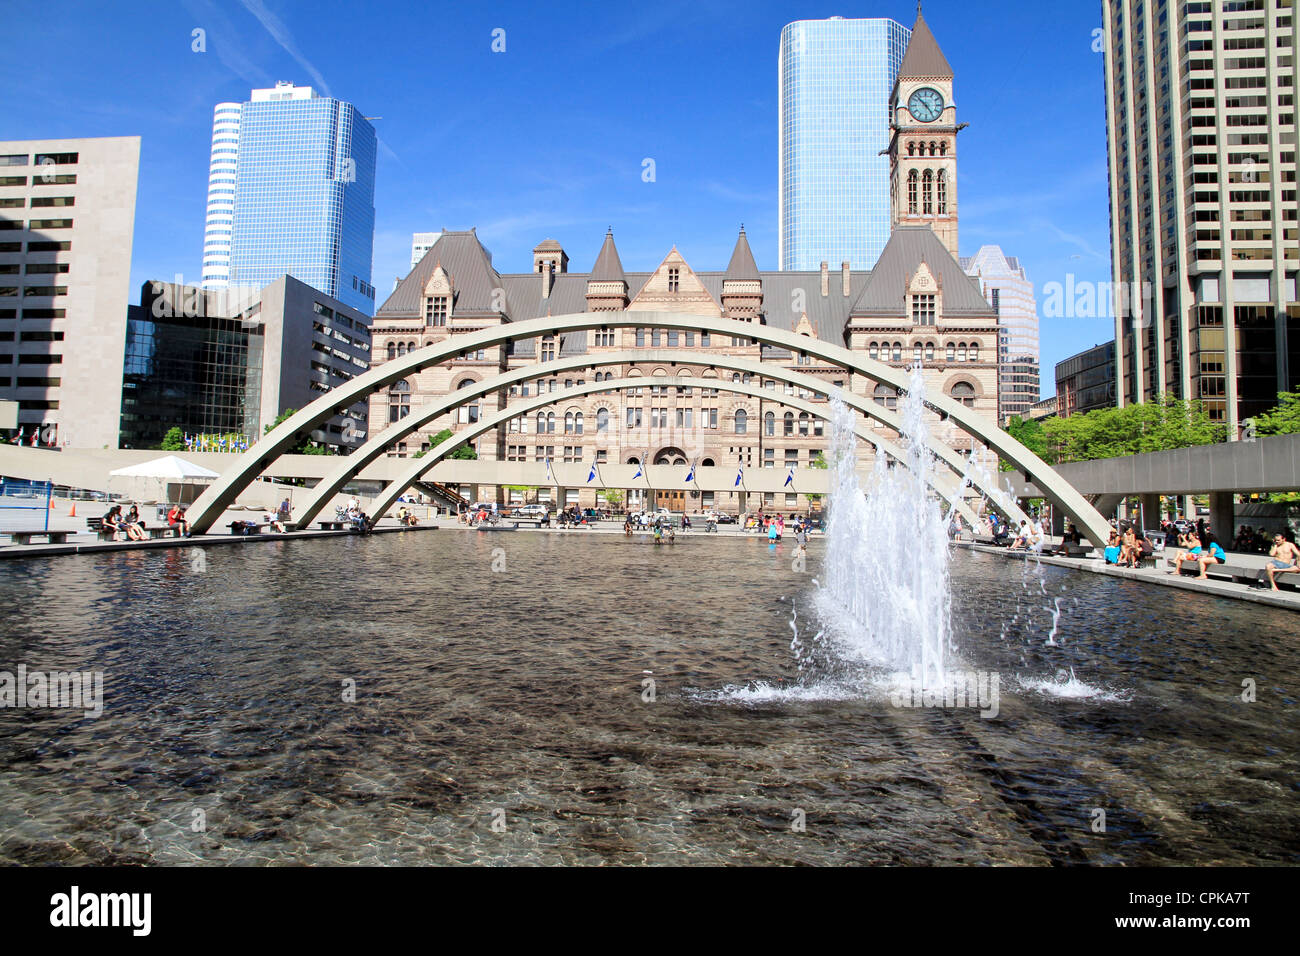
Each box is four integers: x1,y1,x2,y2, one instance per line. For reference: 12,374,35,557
0,532,1296,865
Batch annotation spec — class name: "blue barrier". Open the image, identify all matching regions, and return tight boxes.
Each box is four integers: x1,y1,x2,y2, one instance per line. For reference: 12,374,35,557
0,479,53,532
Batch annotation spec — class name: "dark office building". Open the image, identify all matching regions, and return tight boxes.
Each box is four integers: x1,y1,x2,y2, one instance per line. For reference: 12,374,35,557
1056,342,1117,418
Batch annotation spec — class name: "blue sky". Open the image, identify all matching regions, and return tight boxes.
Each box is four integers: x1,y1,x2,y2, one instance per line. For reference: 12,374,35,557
0,0,1115,395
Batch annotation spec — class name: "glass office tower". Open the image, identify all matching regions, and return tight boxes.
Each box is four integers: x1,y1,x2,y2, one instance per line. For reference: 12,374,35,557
779,17,910,272
202,82,378,315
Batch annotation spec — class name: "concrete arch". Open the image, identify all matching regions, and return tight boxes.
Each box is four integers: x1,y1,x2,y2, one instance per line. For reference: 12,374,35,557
187,312,1097,541
360,376,986,531
279,349,1027,531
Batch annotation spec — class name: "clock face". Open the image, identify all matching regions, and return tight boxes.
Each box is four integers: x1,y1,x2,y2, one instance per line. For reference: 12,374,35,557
908,87,944,123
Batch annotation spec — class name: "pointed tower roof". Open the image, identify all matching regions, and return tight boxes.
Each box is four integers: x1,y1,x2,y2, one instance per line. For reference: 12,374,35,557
725,227,761,281
899,6,953,80
591,229,626,283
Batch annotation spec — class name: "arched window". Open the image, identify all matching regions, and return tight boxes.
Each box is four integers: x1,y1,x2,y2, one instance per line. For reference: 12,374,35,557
922,170,933,215
914,343,923,364
742,373,753,384
951,382,976,408
873,384,898,412
386,342,396,361
929,141,937,156
396,342,406,357
925,342,935,362
907,170,918,215
388,379,411,422
456,377,479,423
536,412,546,434
408,341,417,354
869,341,880,360
957,344,967,363
939,141,948,156
734,409,748,434
892,342,903,363
701,458,715,467
968,344,979,362
574,412,584,434
784,411,795,436
937,170,947,215
765,411,775,436
564,411,575,433
907,141,915,157
946,343,956,362
732,372,741,383
596,408,609,432
546,412,556,433
798,412,810,436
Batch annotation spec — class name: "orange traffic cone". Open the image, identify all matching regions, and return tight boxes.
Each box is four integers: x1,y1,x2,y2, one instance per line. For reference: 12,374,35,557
68,502,76,517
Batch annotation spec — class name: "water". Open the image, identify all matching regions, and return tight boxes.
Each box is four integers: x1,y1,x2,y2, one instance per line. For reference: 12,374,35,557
815,371,952,691
0,533,1296,865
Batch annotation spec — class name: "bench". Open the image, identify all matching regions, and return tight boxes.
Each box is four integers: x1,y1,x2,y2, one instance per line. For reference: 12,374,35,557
7,530,71,546
1054,543,1096,558
1168,557,1259,586
318,521,346,531
147,526,180,540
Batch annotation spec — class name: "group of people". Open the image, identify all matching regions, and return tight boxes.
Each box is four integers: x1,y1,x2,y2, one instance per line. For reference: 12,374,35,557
395,505,420,527
1232,524,1283,555
1164,524,1229,579
1103,525,1156,568
101,503,192,540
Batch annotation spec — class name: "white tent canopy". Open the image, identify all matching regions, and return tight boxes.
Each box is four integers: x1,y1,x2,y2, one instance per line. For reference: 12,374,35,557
109,456,221,480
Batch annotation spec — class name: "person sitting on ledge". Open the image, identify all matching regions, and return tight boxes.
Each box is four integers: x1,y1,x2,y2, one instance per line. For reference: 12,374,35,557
1104,530,1122,565
121,505,147,541
1264,533,1300,591
1167,532,1203,573
1054,524,1083,556
167,504,191,538
1197,536,1227,579
263,513,286,533
1119,526,1139,568
1010,520,1030,551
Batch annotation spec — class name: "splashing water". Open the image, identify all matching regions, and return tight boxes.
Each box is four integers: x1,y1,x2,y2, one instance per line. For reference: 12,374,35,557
815,367,953,689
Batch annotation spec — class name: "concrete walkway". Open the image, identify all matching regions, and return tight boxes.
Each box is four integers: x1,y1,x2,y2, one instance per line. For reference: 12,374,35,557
960,542,1300,612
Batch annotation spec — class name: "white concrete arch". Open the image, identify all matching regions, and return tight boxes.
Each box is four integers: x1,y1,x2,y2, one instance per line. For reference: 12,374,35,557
186,312,1099,542
281,349,1027,531
362,377,986,531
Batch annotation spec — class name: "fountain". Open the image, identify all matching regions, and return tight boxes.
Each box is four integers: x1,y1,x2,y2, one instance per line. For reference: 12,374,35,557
814,366,954,690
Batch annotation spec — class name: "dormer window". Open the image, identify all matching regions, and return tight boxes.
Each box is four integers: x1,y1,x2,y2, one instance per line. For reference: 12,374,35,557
911,293,936,326
668,267,680,292
425,295,448,326
541,336,556,362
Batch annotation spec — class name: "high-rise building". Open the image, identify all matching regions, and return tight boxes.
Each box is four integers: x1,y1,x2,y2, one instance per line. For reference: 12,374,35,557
121,275,371,451
200,82,378,315
0,136,140,449
1101,0,1298,434
411,232,442,271
1057,342,1117,418
963,246,1040,424
779,16,911,271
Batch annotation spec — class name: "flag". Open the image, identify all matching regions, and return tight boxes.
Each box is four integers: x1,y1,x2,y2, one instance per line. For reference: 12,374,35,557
784,469,794,488
632,460,643,481
587,464,597,484
685,461,695,484
734,466,744,488
545,456,554,483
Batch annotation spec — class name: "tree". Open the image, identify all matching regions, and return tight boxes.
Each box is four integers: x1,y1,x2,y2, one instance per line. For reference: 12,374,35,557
414,428,477,460
1031,395,1225,467
599,488,624,509
1252,392,1300,437
1001,416,1049,470
264,409,336,455
159,426,185,451
806,451,829,501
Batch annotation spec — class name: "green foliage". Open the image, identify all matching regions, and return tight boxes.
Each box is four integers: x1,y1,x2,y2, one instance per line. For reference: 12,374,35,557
1252,392,1300,437
416,428,477,460
807,452,828,500
1009,395,1227,467
159,426,185,451
263,409,336,455
1001,416,1049,471
599,488,624,507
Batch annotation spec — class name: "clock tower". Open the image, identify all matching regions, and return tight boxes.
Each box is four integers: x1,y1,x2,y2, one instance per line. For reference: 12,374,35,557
890,4,960,258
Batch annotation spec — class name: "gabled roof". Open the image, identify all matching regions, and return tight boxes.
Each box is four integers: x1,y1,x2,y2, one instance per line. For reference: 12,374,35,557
590,230,626,283
378,229,503,315
724,228,761,281
849,227,992,318
898,11,953,80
